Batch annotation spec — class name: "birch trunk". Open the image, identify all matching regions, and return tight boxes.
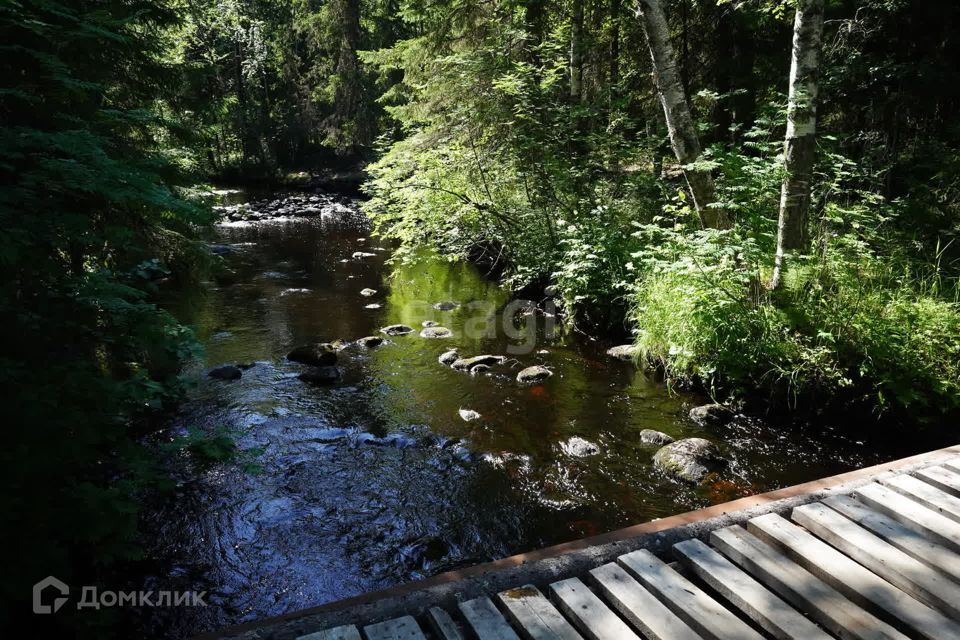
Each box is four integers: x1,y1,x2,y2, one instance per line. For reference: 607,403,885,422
771,0,825,289
636,0,730,229
570,0,584,101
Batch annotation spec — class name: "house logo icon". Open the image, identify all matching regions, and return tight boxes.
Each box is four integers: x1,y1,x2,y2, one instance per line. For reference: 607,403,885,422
33,576,70,614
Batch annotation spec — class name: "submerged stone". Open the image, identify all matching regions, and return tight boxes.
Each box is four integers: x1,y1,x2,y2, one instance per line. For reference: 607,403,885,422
432,301,460,310
689,403,733,426
286,343,338,366
653,438,725,483
297,366,341,385
208,365,242,380
438,349,459,365
380,324,414,336
357,336,386,348
559,436,600,457
606,344,639,361
516,365,552,383
639,429,675,446
451,354,506,371
360,288,377,296
420,326,453,338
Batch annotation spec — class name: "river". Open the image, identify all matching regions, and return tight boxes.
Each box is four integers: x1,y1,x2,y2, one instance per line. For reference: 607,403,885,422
139,189,941,637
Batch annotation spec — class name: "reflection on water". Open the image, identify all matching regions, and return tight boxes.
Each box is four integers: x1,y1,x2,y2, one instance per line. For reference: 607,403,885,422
141,192,939,637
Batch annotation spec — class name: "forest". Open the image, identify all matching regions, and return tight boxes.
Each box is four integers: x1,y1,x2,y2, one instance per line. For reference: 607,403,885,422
2,0,960,637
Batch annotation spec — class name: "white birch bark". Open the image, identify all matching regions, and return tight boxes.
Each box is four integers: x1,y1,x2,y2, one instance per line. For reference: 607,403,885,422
771,0,825,289
636,0,730,229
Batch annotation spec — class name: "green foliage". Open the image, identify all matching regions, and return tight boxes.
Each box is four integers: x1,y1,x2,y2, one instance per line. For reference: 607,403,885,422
360,0,960,415
0,0,212,631
629,153,960,412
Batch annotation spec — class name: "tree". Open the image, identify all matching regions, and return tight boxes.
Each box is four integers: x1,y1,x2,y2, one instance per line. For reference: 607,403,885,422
636,0,730,229
325,0,373,155
0,0,207,631
570,0,585,101
770,0,825,289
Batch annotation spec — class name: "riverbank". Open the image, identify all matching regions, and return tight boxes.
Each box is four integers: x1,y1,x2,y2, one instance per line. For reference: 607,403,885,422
130,187,955,638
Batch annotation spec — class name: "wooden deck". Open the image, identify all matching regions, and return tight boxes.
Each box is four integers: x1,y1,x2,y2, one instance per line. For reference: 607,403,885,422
293,450,960,640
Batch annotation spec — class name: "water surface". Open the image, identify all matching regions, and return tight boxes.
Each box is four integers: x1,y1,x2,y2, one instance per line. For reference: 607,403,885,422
142,190,940,637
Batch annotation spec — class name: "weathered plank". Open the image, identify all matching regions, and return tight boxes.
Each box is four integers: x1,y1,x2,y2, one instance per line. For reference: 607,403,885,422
588,562,701,640
824,494,960,583
617,548,763,640
496,585,582,640
362,616,427,640
459,597,521,640
297,624,362,640
427,607,465,640
915,465,960,497
883,473,960,523
710,524,908,640
854,482,960,551
941,457,960,477
756,508,960,639
673,538,831,640
549,577,640,640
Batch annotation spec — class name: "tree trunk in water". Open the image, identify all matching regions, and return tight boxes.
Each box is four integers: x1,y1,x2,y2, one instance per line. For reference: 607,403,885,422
771,0,825,290
636,0,730,229
570,0,584,101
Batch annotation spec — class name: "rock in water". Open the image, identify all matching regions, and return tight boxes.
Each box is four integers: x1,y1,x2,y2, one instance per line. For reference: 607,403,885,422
352,251,376,259
451,355,506,371
420,326,453,338
639,429,675,446
559,436,600,457
653,438,725,483
543,284,559,297
470,364,491,375
298,366,341,385
459,409,481,422
606,344,638,361
364,303,382,309
208,365,242,380
432,301,460,310
517,365,552,383
422,320,439,328
439,349,459,365
360,288,377,297
286,343,338,366
380,324,414,336
357,336,386,348
689,403,733,426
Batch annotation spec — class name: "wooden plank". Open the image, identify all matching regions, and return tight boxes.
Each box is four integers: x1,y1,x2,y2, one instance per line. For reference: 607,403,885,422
824,494,960,582
459,597,521,640
496,585,582,640
362,616,427,640
757,508,960,638
882,473,960,523
673,538,831,640
941,457,960,477
549,577,640,640
297,625,362,640
854,482,960,551
427,607,465,640
710,524,908,640
915,465,960,497
588,562,701,640
617,548,763,640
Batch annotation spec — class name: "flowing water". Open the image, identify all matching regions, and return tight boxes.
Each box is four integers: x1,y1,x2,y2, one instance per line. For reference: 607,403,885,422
141,189,945,637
